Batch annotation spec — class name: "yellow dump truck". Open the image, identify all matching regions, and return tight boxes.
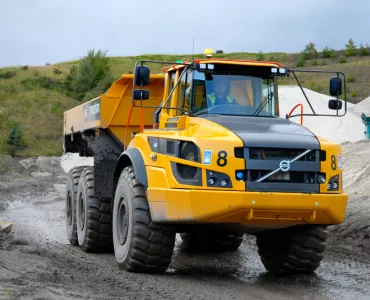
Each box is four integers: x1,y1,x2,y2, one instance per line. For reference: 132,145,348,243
64,50,348,274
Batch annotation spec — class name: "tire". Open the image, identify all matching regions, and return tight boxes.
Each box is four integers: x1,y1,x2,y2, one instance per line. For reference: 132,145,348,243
113,166,175,273
65,166,85,246
180,231,244,252
76,167,113,252
256,225,328,274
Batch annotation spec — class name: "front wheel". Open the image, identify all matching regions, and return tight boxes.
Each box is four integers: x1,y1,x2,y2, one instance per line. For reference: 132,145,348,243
113,166,176,273
256,225,328,274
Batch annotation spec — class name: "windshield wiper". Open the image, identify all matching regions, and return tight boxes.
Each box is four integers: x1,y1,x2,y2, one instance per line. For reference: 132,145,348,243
252,97,269,116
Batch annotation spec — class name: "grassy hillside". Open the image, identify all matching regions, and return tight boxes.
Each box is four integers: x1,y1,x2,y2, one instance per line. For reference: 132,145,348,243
0,50,369,156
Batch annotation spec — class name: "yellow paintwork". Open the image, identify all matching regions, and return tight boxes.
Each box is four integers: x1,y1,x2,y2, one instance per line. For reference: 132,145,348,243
147,188,347,225
128,116,348,227
64,59,348,230
64,74,165,146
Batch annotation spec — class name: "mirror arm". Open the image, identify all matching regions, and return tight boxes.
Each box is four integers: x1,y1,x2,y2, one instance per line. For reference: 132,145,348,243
292,70,316,115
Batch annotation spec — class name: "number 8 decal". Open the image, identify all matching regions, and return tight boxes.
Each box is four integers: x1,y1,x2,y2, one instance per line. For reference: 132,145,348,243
217,151,228,167
331,155,337,170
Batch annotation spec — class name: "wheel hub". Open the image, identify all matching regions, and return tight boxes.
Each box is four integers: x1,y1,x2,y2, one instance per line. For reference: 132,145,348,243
79,194,85,230
67,191,72,226
117,197,129,245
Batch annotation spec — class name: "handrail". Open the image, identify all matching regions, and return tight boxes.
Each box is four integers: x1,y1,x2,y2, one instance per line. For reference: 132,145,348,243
288,103,304,125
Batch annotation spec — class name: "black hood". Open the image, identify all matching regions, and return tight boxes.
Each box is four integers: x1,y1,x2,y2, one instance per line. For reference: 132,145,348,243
200,114,320,149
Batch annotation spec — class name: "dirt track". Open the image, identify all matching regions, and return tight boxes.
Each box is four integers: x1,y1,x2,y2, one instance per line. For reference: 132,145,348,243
1,144,370,300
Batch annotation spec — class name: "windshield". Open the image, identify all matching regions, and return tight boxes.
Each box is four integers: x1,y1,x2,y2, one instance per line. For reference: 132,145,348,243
188,70,278,117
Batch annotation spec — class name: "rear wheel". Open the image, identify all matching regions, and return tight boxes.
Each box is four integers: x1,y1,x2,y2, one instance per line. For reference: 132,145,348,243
180,231,244,252
256,225,328,274
113,166,175,273
65,166,85,246
76,167,112,252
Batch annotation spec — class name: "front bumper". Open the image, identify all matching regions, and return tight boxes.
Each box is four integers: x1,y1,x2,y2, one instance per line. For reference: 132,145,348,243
147,188,348,226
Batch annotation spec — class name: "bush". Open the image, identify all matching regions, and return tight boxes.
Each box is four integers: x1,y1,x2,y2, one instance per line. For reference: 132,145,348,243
320,60,327,66
322,46,336,59
351,90,358,98
296,54,305,67
302,42,318,60
359,43,369,56
64,65,76,92
7,122,24,155
345,38,357,57
215,49,224,54
347,73,355,82
65,49,112,100
256,50,264,61
330,50,337,59
0,70,17,79
20,65,29,71
53,67,62,75
322,46,331,58
311,59,318,66
21,76,61,90
339,56,347,63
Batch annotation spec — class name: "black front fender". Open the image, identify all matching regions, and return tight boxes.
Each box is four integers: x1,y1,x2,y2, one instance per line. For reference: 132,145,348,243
113,148,148,193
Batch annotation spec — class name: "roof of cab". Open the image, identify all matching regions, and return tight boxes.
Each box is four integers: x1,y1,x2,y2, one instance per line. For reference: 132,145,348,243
162,58,286,72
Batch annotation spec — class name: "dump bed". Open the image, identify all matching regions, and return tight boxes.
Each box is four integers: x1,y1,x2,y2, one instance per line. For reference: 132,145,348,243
64,74,165,146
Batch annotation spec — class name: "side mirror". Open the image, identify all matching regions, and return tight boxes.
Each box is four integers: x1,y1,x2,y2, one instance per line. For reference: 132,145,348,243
330,76,342,97
134,66,150,86
133,89,150,100
328,99,342,110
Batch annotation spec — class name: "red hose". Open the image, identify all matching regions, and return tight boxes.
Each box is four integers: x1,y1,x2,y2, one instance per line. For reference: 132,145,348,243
288,103,304,125
124,101,136,151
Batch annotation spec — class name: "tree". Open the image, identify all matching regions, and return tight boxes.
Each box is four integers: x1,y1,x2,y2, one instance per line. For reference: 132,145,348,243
345,38,357,57
359,43,369,56
256,50,264,61
296,54,305,67
64,49,112,100
215,49,224,54
7,122,24,155
322,46,331,58
302,42,318,60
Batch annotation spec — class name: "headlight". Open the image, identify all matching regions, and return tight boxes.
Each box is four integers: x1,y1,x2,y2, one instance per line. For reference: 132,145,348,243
327,175,339,191
317,174,326,184
206,170,232,188
180,142,199,162
178,142,199,179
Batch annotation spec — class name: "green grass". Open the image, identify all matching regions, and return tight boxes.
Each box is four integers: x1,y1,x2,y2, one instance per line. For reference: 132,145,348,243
1,51,370,156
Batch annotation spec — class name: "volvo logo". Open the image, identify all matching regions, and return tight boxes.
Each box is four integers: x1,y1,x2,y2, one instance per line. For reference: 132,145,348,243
279,160,290,172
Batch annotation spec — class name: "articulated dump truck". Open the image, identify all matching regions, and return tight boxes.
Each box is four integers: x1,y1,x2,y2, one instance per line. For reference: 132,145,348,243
64,50,348,274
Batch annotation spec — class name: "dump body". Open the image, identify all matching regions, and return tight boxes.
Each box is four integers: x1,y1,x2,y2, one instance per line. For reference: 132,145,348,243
63,74,165,148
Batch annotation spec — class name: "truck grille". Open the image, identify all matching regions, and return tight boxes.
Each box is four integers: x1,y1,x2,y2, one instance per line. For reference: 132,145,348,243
242,147,321,193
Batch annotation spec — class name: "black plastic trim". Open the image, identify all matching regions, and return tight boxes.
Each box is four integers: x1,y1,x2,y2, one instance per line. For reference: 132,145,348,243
114,148,148,187
246,182,319,193
170,162,202,186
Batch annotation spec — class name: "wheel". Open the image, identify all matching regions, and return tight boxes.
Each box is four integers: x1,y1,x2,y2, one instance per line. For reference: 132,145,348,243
113,166,175,273
65,166,85,245
180,231,244,252
256,225,328,274
76,167,112,252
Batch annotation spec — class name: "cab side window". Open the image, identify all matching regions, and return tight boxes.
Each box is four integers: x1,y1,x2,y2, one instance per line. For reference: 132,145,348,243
166,72,176,114
177,70,193,115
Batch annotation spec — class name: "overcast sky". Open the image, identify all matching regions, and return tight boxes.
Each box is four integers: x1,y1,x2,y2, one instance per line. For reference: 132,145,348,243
1,0,369,67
